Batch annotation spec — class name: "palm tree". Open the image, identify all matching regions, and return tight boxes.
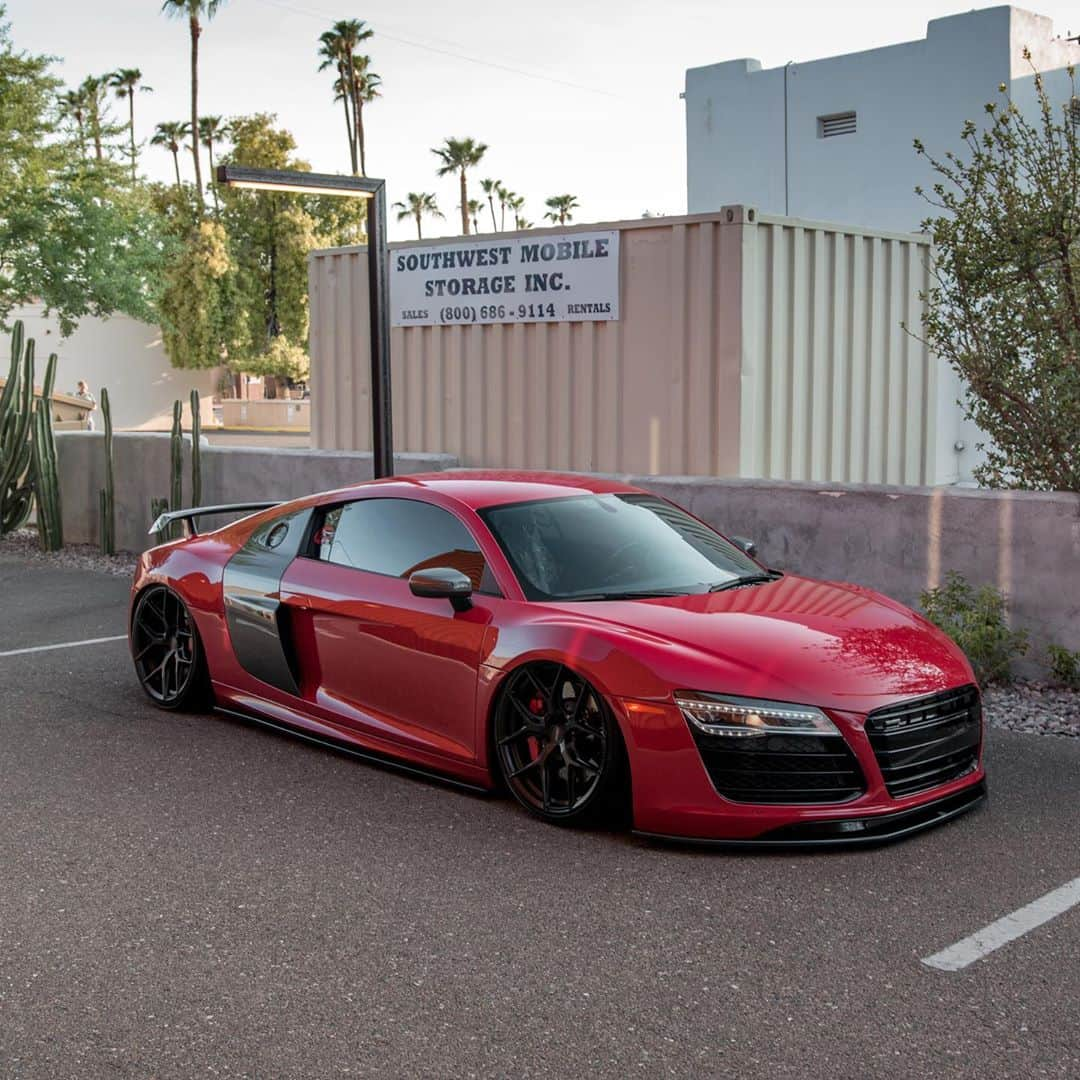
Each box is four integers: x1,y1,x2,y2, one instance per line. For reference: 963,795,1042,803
318,28,356,173
327,64,380,176
508,193,527,230
58,87,89,154
351,56,380,177
108,68,153,183
151,120,187,190
339,21,373,173
393,192,444,240
317,20,373,175
161,0,228,211
432,137,488,235
544,194,579,226
479,178,501,231
79,75,108,161
199,115,228,212
467,199,483,235
497,185,516,231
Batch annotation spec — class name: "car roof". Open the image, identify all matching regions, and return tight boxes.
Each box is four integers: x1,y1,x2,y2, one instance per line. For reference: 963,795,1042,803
330,470,643,510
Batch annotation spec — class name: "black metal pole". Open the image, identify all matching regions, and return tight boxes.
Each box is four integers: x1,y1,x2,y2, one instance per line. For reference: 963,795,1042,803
215,165,393,474
367,182,393,478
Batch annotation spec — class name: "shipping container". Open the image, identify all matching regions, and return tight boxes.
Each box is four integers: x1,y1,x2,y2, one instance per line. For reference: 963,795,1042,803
309,206,961,484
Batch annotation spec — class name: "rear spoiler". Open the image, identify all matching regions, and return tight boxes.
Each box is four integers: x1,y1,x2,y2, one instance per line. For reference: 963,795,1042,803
149,501,282,538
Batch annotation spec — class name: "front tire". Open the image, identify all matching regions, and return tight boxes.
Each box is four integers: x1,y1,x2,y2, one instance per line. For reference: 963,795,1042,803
131,585,210,711
494,662,622,825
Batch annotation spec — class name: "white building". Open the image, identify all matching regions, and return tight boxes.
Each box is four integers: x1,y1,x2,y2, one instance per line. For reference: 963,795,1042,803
685,6,1080,232
10,304,216,431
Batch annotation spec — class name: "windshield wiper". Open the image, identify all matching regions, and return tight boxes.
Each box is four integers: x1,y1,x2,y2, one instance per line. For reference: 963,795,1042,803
566,588,695,602
708,571,783,593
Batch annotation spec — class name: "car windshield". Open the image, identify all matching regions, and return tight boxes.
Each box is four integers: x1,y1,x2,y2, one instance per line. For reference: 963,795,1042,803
479,493,763,601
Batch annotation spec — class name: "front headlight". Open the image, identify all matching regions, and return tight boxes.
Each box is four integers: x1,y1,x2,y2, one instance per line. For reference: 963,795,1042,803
675,692,839,738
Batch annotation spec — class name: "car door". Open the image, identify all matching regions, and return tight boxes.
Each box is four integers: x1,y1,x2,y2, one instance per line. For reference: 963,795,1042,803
279,496,498,764
220,504,315,697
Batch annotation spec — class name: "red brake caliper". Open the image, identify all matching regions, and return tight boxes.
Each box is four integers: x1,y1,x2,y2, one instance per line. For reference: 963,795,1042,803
527,694,546,757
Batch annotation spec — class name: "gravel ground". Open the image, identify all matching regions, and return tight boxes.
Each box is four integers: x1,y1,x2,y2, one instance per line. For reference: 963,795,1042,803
2,528,1077,736
983,681,1080,738
0,526,137,578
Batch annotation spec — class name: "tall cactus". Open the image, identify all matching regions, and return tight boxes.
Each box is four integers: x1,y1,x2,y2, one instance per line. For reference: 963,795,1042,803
0,322,35,535
99,387,115,555
190,388,202,507
169,398,183,540
30,352,63,551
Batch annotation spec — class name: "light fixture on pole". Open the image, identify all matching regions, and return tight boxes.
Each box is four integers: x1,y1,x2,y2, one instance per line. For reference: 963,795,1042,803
215,164,393,479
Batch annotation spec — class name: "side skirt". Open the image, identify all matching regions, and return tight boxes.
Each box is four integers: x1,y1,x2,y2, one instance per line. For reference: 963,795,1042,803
213,704,493,796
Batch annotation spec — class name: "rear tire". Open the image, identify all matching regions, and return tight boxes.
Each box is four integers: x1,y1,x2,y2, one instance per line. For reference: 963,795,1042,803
494,662,624,826
130,585,211,711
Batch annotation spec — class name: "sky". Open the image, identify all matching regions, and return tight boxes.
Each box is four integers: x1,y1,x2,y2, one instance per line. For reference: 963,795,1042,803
7,0,1080,241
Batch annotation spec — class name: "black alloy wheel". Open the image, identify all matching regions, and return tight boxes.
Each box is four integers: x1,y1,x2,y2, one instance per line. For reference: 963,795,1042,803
494,662,620,824
131,585,209,710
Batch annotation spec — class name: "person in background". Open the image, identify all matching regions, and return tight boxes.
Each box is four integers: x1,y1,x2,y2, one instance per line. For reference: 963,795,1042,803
74,380,96,431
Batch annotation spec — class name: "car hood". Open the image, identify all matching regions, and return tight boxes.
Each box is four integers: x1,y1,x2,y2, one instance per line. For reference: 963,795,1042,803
542,574,974,714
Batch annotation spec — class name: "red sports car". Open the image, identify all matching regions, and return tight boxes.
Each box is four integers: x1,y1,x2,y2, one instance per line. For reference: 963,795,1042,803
129,471,986,845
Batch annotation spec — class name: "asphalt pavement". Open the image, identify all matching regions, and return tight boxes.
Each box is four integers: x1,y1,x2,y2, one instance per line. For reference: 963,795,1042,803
1,553,1078,1079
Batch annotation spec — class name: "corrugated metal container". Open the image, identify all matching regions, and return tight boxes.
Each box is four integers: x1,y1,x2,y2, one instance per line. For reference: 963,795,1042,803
741,213,935,484
310,207,938,483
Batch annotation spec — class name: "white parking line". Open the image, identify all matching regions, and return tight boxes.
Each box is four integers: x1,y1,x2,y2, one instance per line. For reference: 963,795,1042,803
922,876,1080,971
0,634,128,658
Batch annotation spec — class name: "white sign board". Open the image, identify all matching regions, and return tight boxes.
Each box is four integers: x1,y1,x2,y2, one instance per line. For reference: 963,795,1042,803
391,230,619,327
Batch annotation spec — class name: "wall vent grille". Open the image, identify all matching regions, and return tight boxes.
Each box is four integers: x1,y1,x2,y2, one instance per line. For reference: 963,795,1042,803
819,112,857,138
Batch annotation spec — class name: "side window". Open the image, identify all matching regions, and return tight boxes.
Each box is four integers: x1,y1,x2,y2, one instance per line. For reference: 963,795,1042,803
242,506,314,560
319,498,495,593
317,506,342,560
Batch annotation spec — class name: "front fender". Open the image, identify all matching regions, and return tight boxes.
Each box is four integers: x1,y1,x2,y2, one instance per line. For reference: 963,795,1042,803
476,626,712,831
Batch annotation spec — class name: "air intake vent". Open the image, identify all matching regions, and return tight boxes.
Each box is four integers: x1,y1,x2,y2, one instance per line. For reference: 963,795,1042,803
866,684,981,799
685,726,865,804
819,111,857,138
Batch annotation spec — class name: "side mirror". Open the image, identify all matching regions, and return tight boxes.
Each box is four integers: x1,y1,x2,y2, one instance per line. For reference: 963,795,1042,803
731,536,758,560
409,567,473,612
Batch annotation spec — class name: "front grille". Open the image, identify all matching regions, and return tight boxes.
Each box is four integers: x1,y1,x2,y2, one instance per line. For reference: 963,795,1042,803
688,730,864,804
865,685,982,799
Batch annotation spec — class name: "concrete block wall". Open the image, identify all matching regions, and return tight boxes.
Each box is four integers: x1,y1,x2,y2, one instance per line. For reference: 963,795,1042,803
52,433,1080,674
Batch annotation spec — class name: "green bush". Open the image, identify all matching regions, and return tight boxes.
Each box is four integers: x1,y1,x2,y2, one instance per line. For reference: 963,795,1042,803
1047,644,1080,689
919,572,1028,685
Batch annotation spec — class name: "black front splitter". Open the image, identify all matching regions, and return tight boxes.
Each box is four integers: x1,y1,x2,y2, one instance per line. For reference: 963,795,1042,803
635,780,987,850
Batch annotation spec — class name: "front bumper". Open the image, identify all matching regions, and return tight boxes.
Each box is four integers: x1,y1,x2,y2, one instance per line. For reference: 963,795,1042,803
635,779,987,848
616,688,987,845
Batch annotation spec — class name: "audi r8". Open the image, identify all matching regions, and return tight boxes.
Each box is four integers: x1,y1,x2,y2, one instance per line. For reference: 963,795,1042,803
129,471,986,845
